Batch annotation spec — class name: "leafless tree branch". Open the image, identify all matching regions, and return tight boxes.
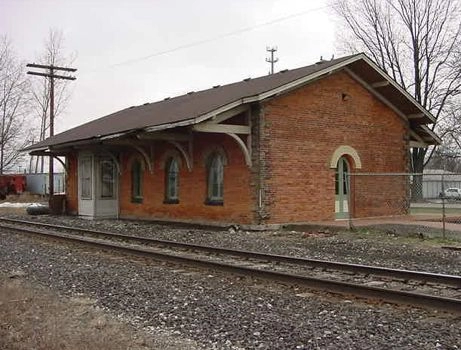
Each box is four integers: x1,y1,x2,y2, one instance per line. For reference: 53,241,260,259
29,29,76,173
331,0,461,174
0,35,31,174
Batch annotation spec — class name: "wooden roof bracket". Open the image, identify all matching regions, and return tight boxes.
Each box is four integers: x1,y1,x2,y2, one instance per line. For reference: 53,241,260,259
168,140,193,172
226,133,252,167
127,141,153,173
52,155,69,175
209,105,249,124
193,107,252,167
29,150,69,174
409,130,426,144
100,147,122,175
407,113,425,120
371,80,390,88
344,67,409,125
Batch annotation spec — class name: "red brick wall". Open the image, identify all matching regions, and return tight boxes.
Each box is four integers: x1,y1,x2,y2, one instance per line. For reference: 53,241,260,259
65,154,78,215
261,71,408,223
118,134,254,224
64,69,410,225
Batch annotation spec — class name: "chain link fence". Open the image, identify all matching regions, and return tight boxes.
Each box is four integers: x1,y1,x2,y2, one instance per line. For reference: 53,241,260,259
345,172,461,241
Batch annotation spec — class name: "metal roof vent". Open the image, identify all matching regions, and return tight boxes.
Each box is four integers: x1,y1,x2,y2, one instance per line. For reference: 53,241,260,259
316,56,326,64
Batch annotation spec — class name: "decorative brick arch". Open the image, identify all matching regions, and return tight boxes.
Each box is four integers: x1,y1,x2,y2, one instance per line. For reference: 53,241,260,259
159,148,183,170
167,141,192,172
330,145,362,169
202,145,229,167
124,144,152,173
126,153,146,171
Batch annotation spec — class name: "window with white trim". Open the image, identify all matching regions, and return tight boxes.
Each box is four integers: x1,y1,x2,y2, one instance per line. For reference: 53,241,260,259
206,153,224,205
80,157,92,199
131,160,143,203
100,159,115,199
164,157,179,204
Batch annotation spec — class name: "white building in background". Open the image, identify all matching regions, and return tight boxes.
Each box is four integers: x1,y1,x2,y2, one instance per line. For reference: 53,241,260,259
422,169,461,199
26,173,65,195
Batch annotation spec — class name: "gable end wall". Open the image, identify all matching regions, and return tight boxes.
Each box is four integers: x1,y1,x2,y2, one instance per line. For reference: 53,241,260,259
262,70,409,223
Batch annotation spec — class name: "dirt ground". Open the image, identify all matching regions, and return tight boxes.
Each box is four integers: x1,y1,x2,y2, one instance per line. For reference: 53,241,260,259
0,274,155,350
0,274,202,350
2,192,45,203
0,194,200,349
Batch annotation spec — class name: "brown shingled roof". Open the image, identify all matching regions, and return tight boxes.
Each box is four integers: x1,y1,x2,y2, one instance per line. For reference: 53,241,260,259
25,53,440,151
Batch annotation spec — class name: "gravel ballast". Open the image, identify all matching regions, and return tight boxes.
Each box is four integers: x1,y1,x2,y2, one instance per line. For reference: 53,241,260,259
11,214,461,275
1,215,460,349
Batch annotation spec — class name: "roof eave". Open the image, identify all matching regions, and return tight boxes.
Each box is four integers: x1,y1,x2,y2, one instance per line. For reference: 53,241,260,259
359,55,436,124
21,145,49,153
154,53,435,133
145,55,366,133
419,125,442,145
25,53,439,149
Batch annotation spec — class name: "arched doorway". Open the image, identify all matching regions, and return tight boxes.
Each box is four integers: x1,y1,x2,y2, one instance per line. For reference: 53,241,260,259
331,145,361,220
335,156,350,219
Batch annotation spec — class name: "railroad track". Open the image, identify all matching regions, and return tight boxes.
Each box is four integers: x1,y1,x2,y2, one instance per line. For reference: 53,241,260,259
1,217,460,313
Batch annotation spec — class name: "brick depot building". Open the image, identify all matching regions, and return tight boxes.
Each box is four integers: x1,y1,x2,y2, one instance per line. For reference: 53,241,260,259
26,53,439,227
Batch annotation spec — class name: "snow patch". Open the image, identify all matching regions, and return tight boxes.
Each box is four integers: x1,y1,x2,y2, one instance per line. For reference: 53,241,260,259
0,202,41,208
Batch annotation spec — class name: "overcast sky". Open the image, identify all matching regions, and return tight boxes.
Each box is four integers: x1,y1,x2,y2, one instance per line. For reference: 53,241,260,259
1,0,338,134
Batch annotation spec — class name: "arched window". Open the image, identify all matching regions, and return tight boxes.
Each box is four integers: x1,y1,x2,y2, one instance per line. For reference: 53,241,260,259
164,157,179,203
131,159,143,203
335,157,350,196
206,153,224,205
100,159,115,199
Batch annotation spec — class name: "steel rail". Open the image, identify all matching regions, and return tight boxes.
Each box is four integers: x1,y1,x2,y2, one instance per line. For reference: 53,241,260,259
1,221,460,314
442,246,461,251
1,217,460,287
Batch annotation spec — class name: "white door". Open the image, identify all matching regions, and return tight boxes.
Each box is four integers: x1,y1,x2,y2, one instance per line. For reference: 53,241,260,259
94,157,118,218
335,156,349,219
78,155,95,217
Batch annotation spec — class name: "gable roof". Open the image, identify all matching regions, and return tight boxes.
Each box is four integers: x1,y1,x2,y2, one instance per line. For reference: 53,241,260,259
25,53,440,152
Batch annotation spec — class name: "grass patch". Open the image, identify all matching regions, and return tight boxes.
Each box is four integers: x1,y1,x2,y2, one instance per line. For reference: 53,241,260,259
350,226,461,247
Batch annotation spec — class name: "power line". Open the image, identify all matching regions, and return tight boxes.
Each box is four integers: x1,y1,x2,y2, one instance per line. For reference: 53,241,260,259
109,5,329,68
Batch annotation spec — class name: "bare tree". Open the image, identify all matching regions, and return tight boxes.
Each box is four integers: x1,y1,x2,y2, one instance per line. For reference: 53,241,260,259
332,0,461,175
0,36,31,174
29,29,75,173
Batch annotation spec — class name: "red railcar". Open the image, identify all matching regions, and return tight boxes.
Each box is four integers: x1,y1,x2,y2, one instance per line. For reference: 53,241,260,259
0,174,27,199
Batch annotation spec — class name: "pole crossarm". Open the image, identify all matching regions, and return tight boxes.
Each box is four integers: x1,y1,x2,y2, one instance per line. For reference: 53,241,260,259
26,63,77,72
27,71,76,80
26,62,77,197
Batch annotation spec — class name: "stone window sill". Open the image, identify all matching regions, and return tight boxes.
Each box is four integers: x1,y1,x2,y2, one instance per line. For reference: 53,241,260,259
131,197,143,204
205,199,223,206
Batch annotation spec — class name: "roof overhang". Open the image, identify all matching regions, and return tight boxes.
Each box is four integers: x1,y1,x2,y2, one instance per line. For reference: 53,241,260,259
145,53,438,145
24,53,439,153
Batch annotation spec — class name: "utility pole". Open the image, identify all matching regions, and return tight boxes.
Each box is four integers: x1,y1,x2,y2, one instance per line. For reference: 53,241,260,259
26,63,76,198
266,46,278,75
